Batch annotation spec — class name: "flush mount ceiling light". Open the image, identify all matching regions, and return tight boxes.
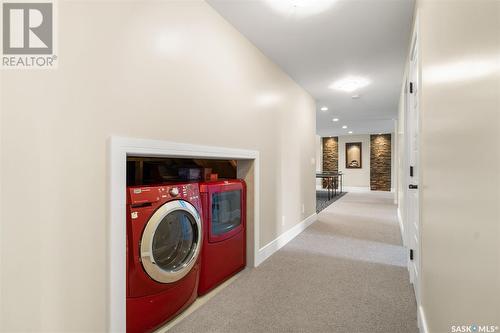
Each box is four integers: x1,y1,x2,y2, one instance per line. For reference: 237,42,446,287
265,0,336,18
348,131,353,134
320,106,328,111
342,125,348,129
332,118,339,122
329,76,371,93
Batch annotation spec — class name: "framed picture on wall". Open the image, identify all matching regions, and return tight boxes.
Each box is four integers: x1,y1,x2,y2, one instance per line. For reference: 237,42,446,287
346,142,362,168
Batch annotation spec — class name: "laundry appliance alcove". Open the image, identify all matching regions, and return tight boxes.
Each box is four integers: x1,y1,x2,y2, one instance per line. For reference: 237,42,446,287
108,136,260,332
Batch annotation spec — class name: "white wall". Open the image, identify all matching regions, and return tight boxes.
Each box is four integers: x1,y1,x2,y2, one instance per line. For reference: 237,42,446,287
397,85,407,240
315,135,322,188
399,1,500,331
0,51,3,330
419,1,500,331
391,121,397,194
338,134,371,188
0,1,316,331
315,135,322,172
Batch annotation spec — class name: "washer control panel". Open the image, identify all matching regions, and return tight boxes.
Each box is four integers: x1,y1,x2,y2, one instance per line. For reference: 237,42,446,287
128,183,200,205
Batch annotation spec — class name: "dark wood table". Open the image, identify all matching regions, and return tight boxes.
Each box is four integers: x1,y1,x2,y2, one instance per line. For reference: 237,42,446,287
316,172,343,200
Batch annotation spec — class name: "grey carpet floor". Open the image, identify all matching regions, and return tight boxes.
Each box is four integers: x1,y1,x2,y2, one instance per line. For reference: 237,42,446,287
316,190,347,213
168,191,418,333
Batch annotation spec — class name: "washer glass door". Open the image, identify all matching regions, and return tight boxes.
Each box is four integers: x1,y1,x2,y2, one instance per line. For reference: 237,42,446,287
141,200,201,283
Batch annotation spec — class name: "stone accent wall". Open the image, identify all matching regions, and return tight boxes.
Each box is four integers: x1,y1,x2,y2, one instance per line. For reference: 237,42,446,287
370,134,392,191
322,137,338,188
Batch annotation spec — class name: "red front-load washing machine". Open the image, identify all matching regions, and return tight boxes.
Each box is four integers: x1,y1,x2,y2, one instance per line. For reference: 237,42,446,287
126,182,202,333
198,179,246,295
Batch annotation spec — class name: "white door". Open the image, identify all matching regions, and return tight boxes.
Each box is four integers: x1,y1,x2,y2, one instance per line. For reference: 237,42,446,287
406,31,420,304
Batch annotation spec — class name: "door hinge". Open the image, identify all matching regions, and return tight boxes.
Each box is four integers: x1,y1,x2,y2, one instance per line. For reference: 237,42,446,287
410,249,414,261
409,82,414,93
410,166,414,177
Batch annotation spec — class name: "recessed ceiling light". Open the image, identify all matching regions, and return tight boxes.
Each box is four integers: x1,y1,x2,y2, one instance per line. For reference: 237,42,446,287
320,106,328,111
332,118,339,122
342,125,348,129
329,76,371,92
351,95,360,99
348,131,353,134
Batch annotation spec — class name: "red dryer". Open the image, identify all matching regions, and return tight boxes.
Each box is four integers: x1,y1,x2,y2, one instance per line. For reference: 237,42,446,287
126,183,203,333
198,179,246,295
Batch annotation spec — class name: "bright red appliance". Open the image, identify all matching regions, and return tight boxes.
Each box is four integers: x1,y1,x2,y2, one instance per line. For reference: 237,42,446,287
126,183,202,333
198,179,246,295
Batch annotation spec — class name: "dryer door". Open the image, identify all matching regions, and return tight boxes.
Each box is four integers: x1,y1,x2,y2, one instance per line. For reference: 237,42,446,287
140,200,202,283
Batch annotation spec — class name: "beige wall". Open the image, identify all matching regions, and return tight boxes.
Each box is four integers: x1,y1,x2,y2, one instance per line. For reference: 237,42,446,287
315,135,322,173
0,1,316,331
315,135,322,188
400,1,500,331
338,134,371,188
391,120,397,194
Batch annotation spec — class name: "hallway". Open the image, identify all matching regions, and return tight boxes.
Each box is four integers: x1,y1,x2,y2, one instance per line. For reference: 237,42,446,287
168,192,418,333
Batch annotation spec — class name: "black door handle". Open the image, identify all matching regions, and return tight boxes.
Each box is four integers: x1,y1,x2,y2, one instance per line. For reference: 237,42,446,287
409,184,418,189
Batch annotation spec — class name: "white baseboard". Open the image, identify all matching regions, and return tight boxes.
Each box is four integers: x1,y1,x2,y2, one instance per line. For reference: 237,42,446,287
397,207,405,247
256,213,317,266
418,305,429,333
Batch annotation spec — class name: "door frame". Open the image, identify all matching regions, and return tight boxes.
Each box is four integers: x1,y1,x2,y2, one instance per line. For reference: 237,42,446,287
107,136,260,332
404,12,422,317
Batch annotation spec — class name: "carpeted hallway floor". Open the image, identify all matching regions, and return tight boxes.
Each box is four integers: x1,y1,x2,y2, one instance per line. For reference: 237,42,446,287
316,190,347,213
167,191,418,333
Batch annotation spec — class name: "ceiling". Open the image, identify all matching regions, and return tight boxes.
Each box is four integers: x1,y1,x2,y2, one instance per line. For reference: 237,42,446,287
207,0,415,137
